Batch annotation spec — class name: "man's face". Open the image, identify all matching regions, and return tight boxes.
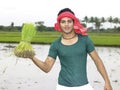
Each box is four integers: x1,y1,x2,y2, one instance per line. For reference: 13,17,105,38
60,17,74,34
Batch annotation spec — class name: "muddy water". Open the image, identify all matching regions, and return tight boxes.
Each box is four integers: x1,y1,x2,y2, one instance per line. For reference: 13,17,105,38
0,43,120,90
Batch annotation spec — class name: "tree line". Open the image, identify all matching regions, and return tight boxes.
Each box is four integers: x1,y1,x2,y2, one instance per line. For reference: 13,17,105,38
82,16,120,32
0,16,120,32
0,22,54,32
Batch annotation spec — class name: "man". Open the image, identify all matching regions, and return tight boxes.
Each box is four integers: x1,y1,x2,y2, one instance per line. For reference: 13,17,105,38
29,8,112,90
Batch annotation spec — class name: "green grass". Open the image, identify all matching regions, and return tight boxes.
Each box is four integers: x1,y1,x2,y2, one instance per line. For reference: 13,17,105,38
32,32,61,44
0,32,21,42
88,32,120,47
0,31,61,44
0,31,120,47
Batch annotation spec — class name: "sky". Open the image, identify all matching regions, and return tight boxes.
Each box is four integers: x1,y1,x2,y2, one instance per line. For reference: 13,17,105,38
0,0,120,26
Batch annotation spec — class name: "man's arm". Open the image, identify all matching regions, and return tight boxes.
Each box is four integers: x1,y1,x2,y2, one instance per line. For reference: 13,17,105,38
30,56,56,73
89,50,112,90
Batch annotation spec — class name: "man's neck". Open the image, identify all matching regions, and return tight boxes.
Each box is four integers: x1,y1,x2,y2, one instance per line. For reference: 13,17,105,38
62,32,76,40
61,32,78,45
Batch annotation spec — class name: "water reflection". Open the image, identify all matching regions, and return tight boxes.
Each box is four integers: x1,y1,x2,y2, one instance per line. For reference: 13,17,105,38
0,43,120,90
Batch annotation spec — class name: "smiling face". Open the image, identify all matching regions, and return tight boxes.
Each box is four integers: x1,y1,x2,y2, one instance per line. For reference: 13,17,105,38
60,17,74,34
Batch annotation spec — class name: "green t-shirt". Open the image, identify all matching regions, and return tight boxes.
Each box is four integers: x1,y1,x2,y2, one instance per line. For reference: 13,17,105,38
48,34,95,87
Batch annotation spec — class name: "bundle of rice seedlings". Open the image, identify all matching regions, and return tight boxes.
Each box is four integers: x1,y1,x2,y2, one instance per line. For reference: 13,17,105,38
14,23,36,58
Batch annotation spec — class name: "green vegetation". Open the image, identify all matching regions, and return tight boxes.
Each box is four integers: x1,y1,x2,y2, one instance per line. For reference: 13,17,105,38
0,31,120,47
0,31,61,44
88,32,120,47
0,15,120,47
0,32,21,42
14,23,36,58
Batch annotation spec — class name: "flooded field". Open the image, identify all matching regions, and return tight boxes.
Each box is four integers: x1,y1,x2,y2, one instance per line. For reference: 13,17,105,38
0,43,120,90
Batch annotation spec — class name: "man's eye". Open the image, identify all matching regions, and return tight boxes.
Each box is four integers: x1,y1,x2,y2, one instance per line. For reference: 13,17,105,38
60,21,65,23
68,20,72,23
60,20,73,23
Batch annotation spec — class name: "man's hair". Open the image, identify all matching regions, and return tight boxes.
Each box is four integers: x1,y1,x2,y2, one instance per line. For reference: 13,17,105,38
57,8,75,16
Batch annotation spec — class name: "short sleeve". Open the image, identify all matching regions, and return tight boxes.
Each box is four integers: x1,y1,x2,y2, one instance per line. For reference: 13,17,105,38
48,42,58,60
86,36,95,53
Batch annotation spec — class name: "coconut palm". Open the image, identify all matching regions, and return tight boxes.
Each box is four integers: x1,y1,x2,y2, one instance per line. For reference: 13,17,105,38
83,16,89,27
113,17,119,27
108,16,113,28
89,16,95,28
101,17,106,28
94,17,101,31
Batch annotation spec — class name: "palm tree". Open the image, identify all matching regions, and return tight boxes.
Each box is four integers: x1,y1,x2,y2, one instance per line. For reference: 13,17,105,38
108,16,113,28
9,22,14,31
83,16,89,28
101,17,106,28
113,17,119,27
11,22,14,28
94,17,101,31
89,16,95,28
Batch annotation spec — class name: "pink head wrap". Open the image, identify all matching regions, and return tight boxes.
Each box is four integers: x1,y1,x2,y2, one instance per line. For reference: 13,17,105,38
54,11,87,36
